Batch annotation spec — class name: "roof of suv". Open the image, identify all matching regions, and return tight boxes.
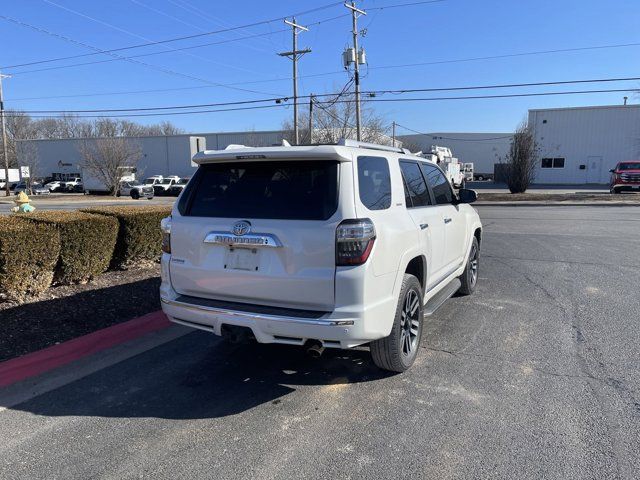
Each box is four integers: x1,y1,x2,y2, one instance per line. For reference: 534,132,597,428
192,139,429,165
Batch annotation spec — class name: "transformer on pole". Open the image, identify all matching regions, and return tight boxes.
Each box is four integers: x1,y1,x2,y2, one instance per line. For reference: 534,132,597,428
344,2,367,141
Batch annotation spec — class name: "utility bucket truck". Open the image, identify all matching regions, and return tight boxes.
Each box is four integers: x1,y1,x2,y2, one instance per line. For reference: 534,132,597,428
419,146,466,189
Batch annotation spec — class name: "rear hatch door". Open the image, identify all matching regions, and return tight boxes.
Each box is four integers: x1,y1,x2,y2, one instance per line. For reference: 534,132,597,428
169,159,341,311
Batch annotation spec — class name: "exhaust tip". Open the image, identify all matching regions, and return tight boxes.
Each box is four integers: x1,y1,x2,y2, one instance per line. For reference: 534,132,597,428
305,341,325,358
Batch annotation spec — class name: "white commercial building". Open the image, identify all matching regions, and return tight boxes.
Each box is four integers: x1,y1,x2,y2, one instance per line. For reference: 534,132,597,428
17,105,640,185
529,104,640,184
18,130,288,181
18,129,398,181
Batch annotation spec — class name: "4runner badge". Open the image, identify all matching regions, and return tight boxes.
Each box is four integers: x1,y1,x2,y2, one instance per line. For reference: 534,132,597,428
232,221,251,236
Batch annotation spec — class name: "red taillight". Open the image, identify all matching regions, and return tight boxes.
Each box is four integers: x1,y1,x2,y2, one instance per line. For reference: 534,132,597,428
336,219,376,266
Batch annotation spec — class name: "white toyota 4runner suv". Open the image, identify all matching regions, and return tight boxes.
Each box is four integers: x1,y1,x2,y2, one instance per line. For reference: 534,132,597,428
160,139,482,372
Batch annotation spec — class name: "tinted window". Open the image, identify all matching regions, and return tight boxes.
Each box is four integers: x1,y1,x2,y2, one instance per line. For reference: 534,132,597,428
357,156,391,210
399,161,431,207
182,161,338,220
619,162,640,170
541,157,565,169
421,162,453,205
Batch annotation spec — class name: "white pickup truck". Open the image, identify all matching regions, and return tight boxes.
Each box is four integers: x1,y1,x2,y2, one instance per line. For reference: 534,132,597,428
160,139,481,372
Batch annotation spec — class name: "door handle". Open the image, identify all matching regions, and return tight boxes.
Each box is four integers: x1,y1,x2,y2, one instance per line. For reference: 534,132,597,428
420,223,429,230
444,217,452,224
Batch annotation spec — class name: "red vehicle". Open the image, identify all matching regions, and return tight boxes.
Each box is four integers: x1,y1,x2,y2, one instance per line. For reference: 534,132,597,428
609,161,640,194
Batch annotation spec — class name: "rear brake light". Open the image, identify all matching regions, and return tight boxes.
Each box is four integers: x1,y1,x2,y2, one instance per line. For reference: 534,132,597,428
336,219,376,266
161,216,171,254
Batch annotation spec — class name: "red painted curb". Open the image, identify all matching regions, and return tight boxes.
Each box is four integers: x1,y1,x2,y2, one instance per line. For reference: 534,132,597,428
0,310,170,388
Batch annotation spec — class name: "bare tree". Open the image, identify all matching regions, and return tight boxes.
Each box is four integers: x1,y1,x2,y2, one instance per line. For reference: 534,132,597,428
282,92,392,145
504,121,537,193
78,137,142,195
15,141,40,180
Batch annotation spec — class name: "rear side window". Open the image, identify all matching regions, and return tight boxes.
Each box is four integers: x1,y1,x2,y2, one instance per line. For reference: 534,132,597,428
399,161,431,207
357,156,391,210
181,160,338,220
420,162,453,205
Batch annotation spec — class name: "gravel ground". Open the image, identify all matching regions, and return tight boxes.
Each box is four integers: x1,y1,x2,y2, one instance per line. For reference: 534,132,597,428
0,265,160,361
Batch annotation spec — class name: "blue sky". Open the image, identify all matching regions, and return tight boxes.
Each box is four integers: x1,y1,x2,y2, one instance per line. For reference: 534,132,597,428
1,0,639,135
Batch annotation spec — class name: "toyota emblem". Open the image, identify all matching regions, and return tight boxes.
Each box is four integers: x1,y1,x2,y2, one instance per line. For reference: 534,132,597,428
232,220,251,236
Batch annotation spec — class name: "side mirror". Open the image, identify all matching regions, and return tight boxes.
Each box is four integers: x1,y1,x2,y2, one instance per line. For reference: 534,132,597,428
609,169,615,173
456,188,477,204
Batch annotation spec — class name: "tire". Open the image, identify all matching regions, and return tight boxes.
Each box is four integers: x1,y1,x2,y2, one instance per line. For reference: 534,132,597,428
477,175,484,181
458,236,479,296
370,274,423,373
116,190,121,197
611,187,621,194
131,190,140,200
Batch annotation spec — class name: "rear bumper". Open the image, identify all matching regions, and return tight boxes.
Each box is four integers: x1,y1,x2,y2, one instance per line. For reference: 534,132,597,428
160,290,385,349
159,257,394,349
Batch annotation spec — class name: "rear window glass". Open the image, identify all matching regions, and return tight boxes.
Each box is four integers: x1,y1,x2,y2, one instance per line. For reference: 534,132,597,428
357,156,391,210
182,160,339,220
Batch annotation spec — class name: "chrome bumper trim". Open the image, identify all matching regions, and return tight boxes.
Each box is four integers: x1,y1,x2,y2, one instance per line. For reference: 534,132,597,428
161,297,354,326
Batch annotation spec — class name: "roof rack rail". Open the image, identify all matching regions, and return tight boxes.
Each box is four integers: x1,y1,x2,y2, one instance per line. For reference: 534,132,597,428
337,138,411,154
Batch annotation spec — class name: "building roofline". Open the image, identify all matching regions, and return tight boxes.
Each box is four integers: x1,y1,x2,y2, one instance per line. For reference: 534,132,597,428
15,129,287,143
528,104,640,113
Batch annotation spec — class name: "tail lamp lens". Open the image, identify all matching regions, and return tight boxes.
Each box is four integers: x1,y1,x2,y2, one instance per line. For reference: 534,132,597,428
336,219,376,266
161,216,172,254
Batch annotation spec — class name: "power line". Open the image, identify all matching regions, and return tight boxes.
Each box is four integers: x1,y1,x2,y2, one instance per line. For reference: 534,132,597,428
0,14,283,96
395,123,513,141
41,0,268,78
369,41,640,71
11,75,640,113
368,0,447,11
364,75,640,95
2,13,349,78
5,87,639,119
0,2,344,69
7,28,290,76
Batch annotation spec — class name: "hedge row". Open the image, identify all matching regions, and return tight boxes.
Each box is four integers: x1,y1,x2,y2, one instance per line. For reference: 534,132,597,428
20,211,119,284
0,216,61,301
81,206,172,268
1,205,171,301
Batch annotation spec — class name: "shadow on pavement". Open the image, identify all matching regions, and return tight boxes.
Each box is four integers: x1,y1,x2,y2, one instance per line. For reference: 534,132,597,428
0,276,161,362
7,331,392,419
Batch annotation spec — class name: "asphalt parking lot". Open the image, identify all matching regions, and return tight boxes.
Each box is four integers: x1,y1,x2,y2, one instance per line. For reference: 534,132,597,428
1,205,639,479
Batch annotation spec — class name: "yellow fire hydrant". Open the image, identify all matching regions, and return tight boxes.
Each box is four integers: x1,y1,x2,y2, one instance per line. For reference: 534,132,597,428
11,191,36,214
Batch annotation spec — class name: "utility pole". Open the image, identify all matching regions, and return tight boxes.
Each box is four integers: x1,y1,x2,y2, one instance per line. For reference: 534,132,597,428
345,1,366,141
278,18,311,145
0,72,10,197
392,121,396,147
308,94,314,144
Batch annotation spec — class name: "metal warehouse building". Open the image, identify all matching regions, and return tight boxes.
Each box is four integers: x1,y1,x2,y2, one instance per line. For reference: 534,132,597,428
529,104,640,184
17,104,640,185
18,130,288,181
